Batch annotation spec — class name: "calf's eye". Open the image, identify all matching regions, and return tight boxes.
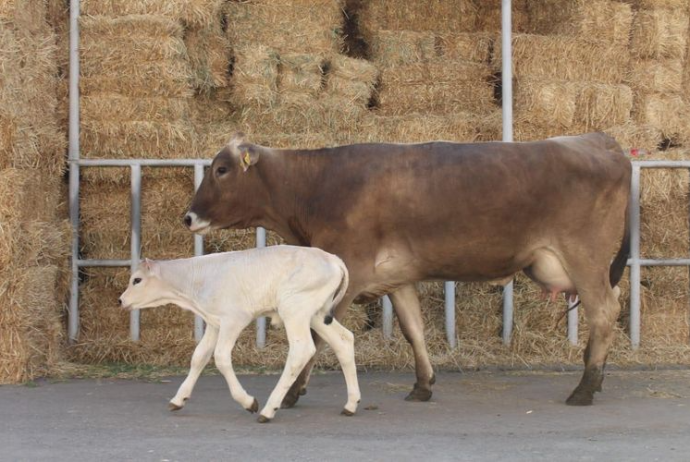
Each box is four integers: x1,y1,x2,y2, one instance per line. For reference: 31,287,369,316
133,278,142,285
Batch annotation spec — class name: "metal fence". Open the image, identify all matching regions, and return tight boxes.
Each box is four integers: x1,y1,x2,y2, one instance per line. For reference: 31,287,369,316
67,159,689,350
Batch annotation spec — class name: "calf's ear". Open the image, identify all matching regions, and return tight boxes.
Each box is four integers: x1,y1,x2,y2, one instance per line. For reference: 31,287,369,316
141,258,158,274
238,144,260,172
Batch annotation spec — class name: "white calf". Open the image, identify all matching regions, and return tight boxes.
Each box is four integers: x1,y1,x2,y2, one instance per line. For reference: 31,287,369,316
118,245,360,422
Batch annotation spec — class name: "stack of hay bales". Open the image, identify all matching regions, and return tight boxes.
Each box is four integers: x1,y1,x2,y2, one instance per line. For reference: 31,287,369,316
355,0,497,143
490,1,638,145
73,4,214,365
627,1,690,145
0,0,69,383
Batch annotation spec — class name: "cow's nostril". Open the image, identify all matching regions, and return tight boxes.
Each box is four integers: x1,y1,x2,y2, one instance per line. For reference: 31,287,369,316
184,214,192,228
118,298,123,306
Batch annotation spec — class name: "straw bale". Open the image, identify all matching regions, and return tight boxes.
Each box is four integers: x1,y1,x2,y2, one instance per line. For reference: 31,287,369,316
356,113,485,144
475,0,529,33
515,79,579,128
324,77,373,106
369,30,436,66
0,168,61,223
278,54,326,95
185,22,231,92
225,0,345,55
325,55,379,106
626,0,689,10
80,175,196,260
0,220,69,273
0,266,63,384
528,0,633,47
230,44,280,107
357,0,479,42
0,0,48,33
604,122,663,152
80,0,222,28
493,34,629,84
627,59,683,93
81,96,191,123
328,54,379,83
574,83,633,131
437,33,492,63
630,8,689,60
80,14,184,38
632,92,690,138
80,65,194,98
377,62,495,115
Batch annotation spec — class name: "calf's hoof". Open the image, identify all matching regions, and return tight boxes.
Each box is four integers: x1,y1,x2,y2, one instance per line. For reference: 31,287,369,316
341,408,355,417
257,414,271,424
280,388,306,409
566,388,594,406
246,398,259,414
404,383,432,402
168,402,183,412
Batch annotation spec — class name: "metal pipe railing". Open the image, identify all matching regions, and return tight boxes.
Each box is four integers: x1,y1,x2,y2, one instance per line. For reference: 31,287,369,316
130,165,142,341
193,163,205,342
629,165,642,349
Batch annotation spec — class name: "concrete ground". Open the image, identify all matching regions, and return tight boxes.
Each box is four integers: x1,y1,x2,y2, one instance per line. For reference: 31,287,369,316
1,369,689,462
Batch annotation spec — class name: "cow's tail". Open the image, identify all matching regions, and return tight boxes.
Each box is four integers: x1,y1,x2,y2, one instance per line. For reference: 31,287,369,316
609,202,631,290
324,257,349,325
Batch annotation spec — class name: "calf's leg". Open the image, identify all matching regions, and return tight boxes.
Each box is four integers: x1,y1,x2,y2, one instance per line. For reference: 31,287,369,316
214,315,258,413
310,316,360,416
259,312,316,422
170,324,219,411
389,284,435,401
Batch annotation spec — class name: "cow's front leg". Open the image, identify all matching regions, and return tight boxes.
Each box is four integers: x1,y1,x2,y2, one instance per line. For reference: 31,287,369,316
259,311,316,423
390,284,435,402
170,324,219,411
214,315,258,413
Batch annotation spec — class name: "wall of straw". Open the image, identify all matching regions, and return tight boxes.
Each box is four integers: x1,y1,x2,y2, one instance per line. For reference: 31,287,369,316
8,0,690,376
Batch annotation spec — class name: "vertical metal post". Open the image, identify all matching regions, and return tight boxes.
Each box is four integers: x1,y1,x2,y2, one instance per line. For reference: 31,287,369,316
501,0,514,346
444,281,457,348
130,165,142,341
382,295,393,339
255,227,267,348
567,297,579,346
193,163,205,342
630,165,641,349
67,0,81,342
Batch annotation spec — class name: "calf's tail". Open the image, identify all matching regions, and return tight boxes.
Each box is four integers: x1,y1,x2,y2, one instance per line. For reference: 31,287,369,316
324,257,349,325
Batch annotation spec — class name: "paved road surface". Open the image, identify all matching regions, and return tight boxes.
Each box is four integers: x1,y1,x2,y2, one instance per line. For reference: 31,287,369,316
2,370,689,461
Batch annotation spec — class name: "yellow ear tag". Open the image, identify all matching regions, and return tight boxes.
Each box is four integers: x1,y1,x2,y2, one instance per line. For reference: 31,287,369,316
242,151,251,167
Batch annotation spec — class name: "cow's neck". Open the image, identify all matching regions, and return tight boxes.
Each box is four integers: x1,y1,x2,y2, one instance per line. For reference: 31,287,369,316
255,149,324,246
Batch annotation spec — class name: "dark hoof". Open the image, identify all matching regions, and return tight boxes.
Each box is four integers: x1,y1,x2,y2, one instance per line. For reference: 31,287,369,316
168,402,183,412
246,398,259,414
404,382,432,402
257,414,271,423
341,408,355,417
280,389,304,409
429,374,437,386
566,389,594,406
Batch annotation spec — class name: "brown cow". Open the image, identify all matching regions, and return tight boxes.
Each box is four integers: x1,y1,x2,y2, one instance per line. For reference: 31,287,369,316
185,132,631,408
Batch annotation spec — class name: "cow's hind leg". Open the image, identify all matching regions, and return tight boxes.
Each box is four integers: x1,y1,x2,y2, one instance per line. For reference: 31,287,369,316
281,292,357,409
566,275,621,406
310,316,361,416
390,284,435,402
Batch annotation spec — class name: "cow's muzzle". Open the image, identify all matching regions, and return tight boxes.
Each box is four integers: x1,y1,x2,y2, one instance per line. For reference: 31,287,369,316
184,212,211,234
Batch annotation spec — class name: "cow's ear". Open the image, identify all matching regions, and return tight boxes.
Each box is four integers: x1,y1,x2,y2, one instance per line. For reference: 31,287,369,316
142,258,158,274
238,144,260,172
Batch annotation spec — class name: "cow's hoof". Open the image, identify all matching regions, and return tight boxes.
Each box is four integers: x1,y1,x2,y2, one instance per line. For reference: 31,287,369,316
341,408,355,417
280,388,305,409
257,414,271,424
566,389,594,406
168,402,183,412
404,384,432,402
246,398,259,414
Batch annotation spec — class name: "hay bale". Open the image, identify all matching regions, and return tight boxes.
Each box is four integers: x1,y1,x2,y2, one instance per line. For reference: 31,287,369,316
325,55,379,106
437,33,492,63
369,30,436,66
230,44,280,107
378,62,495,115
630,8,689,60
0,169,61,223
81,96,192,123
493,34,630,84
528,0,633,47
357,0,479,42
632,92,690,139
515,79,579,128
185,22,231,92
0,266,63,384
357,113,484,144
626,59,683,93
628,0,689,10
0,0,48,33
225,0,344,55
476,0,529,33
279,54,326,95
80,0,222,28
604,122,663,152
574,83,633,131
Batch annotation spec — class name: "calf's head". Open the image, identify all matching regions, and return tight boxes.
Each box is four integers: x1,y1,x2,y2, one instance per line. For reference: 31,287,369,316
118,259,172,310
185,132,264,234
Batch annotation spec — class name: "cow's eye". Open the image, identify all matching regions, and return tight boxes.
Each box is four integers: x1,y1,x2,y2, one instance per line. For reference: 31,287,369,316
133,278,142,285
216,166,227,176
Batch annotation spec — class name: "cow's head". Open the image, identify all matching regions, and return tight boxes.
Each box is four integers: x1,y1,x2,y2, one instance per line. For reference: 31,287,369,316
118,259,172,310
184,132,265,234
